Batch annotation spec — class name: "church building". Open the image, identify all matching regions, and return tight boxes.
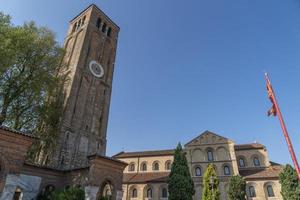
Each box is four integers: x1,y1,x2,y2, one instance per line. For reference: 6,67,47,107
114,131,283,200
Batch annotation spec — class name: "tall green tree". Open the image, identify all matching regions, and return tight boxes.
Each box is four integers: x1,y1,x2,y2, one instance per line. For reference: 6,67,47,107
202,164,220,200
0,12,68,164
168,143,195,200
227,175,246,200
279,164,300,200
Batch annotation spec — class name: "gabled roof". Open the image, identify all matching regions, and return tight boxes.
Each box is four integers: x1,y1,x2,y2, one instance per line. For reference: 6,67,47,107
113,149,175,158
185,130,232,146
70,4,119,29
239,165,283,180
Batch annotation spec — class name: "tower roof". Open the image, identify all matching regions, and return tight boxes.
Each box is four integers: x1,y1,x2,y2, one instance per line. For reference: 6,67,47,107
70,4,119,29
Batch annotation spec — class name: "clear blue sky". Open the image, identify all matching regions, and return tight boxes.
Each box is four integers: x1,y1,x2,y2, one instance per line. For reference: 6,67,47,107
1,0,300,165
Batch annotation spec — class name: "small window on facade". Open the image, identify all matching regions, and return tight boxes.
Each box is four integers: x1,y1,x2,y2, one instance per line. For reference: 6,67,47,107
147,188,152,198
195,167,201,176
96,18,101,29
162,188,168,198
207,150,214,161
267,185,275,197
129,163,135,172
141,163,147,171
107,27,112,37
249,186,256,197
224,165,230,175
153,162,159,171
132,188,137,198
165,161,171,170
239,158,246,167
102,23,107,33
253,157,260,166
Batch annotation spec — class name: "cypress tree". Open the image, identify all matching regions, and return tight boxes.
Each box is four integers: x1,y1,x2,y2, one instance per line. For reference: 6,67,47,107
202,164,220,200
227,175,246,200
279,164,300,200
168,143,195,200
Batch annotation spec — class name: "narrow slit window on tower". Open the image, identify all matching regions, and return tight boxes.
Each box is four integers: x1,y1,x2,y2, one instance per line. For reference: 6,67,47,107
61,156,65,165
82,16,86,25
102,23,107,33
73,22,77,32
78,19,82,29
96,18,102,29
107,27,112,37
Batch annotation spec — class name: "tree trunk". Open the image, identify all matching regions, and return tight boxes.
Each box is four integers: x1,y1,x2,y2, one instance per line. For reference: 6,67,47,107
0,95,10,125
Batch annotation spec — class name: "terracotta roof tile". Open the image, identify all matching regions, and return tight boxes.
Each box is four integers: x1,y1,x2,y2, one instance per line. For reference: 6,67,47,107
239,166,283,180
0,125,36,139
234,143,265,150
113,149,175,158
123,172,170,183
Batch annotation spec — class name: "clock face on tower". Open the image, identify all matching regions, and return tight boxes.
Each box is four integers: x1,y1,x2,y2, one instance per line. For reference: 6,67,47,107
89,60,104,78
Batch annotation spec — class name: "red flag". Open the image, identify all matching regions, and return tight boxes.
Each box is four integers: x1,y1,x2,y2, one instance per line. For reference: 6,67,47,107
266,74,277,116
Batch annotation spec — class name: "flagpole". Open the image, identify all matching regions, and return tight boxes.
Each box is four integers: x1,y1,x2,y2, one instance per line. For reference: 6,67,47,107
265,73,300,180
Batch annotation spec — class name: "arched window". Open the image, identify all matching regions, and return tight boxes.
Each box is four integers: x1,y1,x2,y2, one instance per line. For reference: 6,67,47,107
207,150,214,161
147,188,152,198
107,27,112,37
249,186,256,197
165,161,171,170
224,165,230,175
132,188,137,198
129,163,135,172
253,157,260,166
162,188,168,198
141,163,147,171
153,162,159,171
195,167,202,176
266,185,275,197
96,18,102,29
239,157,246,167
102,23,107,33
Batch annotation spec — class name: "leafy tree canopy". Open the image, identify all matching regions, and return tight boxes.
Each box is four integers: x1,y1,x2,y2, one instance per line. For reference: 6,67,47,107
202,164,220,200
0,12,68,164
227,175,246,200
279,164,300,200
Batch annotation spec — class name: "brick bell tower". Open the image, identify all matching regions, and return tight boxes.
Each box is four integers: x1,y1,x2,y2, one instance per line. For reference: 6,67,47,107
52,4,119,169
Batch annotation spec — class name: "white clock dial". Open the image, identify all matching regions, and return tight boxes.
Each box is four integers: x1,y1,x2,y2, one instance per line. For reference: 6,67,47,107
89,60,104,78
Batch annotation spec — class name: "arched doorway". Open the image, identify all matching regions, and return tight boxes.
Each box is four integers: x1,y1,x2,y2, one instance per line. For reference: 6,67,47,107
98,180,114,200
13,187,23,200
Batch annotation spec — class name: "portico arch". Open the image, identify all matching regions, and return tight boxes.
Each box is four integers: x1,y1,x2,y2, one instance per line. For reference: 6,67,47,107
97,179,116,200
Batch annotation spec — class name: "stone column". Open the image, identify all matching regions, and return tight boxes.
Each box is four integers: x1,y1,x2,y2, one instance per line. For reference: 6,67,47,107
0,174,19,200
85,186,99,200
